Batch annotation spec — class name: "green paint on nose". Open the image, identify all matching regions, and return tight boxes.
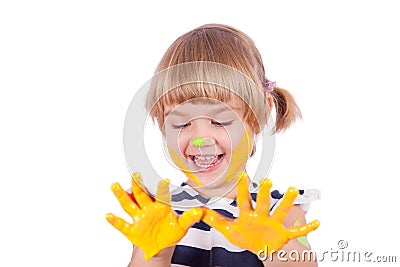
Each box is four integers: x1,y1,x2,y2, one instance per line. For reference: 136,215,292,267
192,137,205,147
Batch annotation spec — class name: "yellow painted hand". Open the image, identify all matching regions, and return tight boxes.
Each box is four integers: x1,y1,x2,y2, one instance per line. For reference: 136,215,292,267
106,173,203,260
201,174,319,255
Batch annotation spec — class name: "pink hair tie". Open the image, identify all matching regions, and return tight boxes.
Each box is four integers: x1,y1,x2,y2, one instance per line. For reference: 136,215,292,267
263,80,276,93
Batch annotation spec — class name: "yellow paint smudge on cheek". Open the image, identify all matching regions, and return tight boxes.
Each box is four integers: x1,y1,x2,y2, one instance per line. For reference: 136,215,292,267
167,146,203,187
223,129,252,183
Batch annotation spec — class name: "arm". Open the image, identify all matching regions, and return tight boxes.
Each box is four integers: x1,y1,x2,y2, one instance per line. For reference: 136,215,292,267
128,246,174,267
265,205,317,267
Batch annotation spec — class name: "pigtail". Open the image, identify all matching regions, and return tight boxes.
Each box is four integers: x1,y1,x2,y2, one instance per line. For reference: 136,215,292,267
271,86,302,133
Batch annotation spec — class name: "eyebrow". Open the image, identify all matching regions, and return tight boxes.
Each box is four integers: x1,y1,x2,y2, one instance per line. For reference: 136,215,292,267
164,106,235,117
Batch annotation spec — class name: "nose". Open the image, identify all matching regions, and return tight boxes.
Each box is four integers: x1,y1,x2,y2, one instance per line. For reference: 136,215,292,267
190,136,217,158
192,137,215,147
188,119,217,147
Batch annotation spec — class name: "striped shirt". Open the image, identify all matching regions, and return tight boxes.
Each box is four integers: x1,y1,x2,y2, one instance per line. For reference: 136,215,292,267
170,183,320,267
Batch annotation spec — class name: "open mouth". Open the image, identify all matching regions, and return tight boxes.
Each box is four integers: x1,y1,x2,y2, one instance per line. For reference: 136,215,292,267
188,154,224,169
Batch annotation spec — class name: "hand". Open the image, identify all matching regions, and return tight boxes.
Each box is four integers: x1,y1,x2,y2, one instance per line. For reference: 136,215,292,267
106,173,203,260
201,173,319,255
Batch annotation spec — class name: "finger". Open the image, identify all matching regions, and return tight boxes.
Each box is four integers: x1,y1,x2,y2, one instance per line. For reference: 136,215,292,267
111,182,138,215
201,207,233,235
271,187,298,223
127,191,139,207
255,178,272,214
131,172,153,208
237,172,252,211
286,220,320,239
105,213,134,237
155,179,171,204
178,208,203,230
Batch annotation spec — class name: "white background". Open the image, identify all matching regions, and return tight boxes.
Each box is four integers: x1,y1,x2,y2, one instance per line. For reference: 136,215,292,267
1,0,399,266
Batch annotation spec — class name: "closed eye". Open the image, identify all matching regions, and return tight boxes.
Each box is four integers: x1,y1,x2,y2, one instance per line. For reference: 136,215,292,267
172,122,191,129
212,120,233,127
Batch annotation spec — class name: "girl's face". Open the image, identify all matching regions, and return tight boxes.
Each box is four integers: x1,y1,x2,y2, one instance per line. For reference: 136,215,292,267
163,100,253,190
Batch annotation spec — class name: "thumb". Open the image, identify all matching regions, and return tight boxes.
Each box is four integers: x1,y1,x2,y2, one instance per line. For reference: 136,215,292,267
178,208,203,230
201,207,232,234
287,220,320,239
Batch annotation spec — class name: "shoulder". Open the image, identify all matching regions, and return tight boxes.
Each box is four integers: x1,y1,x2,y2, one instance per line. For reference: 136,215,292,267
255,186,320,227
250,183,320,214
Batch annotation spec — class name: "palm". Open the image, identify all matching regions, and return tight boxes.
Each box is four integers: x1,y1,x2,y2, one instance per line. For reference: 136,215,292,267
202,174,319,255
106,173,202,260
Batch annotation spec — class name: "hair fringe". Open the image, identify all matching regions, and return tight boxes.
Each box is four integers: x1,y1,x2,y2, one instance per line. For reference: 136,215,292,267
146,24,302,134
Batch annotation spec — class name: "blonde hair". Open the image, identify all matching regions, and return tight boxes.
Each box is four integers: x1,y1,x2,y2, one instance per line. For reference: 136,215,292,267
146,24,301,133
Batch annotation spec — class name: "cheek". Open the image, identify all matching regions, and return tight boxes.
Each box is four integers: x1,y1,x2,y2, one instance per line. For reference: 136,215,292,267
165,131,179,152
222,129,252,182
227,125,251,152
219,131,233,153
166,130,190,157
177,137,189,156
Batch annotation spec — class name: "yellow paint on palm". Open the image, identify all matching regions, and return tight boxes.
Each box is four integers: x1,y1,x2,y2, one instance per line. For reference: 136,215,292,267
167,146,203,187
201,176,320,256
223,129,252,183
106,174,203,260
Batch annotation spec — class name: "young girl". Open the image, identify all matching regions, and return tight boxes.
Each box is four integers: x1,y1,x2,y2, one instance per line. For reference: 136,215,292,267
106,24,320,267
